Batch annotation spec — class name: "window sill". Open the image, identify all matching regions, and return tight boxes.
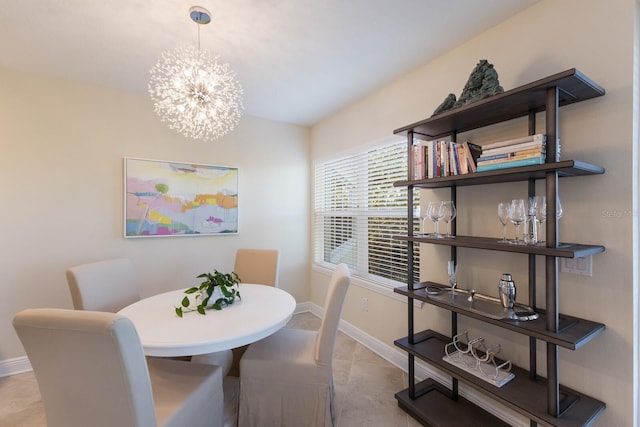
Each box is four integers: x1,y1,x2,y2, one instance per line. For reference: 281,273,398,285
312,264,423,308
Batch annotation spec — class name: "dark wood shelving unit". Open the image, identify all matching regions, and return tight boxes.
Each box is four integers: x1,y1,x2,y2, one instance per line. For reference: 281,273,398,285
395,285,605,350
396,331,606,427
393,69,607,426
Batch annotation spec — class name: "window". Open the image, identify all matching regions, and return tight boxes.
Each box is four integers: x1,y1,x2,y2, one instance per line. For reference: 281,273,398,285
313,139,419,287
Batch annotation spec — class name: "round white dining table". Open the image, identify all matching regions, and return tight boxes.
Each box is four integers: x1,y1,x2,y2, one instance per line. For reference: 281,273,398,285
118,284,296,357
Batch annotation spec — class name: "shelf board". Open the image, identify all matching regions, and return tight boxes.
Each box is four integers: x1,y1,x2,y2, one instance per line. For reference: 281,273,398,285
395,284,605,350
394,68,605,139
395,378,511,427
393,160,604,188
396,331,606,426
393,235,605,258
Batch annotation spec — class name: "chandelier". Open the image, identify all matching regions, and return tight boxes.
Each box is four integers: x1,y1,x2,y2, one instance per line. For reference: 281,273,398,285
149,6,243,142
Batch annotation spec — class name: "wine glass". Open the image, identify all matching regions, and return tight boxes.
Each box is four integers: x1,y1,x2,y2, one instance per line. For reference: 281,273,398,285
538,195,563,245
497,202,510,243
556,197,563,220
441,201,457,238
525,196,541,245
529,196,545,244
508,199,526,245
529,196,547,243
427,201,444,238
413,205,428,235
447,260,457,291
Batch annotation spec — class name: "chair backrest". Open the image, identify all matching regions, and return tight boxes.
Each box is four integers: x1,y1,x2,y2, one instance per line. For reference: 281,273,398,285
13,308,156,427
233,249,280,287
314,263,351,366
66,258,140,312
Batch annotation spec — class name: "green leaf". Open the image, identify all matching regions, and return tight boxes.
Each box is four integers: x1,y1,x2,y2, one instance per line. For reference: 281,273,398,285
176,270,241,317
175,307,183,317
220,284,231,297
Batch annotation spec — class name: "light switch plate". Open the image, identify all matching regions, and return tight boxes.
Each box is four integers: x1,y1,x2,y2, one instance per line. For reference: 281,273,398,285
561,255,592,276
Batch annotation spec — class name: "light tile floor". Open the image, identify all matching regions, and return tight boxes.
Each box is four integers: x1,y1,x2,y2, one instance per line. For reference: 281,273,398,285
0,312,421,427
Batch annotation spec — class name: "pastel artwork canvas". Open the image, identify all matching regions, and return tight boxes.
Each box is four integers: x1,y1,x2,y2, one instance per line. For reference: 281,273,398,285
125,158,238,237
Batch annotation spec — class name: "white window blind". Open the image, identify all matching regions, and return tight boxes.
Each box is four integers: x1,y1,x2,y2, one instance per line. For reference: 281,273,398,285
314,140,419,287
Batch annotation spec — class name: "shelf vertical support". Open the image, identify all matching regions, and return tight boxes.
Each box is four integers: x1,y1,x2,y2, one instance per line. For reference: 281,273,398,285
450,130,458,255
450,184,459,401
449,131,459,402
545,87,559,331
406,131,416,400
528,110,539,398
545,86,560,417
407,130,415,182
528,178,538,385
528,110,537,311
546,87,560,163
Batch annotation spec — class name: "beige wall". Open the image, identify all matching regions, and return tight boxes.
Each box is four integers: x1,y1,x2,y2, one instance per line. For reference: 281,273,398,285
310,0,637,425
0,68,310,360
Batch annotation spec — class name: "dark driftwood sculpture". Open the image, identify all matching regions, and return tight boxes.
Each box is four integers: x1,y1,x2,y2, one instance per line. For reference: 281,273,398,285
432,59,504,116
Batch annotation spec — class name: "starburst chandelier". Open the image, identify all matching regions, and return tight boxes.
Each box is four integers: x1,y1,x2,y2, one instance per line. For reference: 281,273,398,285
149,6,243,142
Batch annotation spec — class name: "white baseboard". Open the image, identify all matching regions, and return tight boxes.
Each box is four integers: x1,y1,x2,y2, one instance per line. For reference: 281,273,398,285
0,356,31,377
293,301,313,315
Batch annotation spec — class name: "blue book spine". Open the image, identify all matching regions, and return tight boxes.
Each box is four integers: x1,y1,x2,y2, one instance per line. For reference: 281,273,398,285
478,152,511,162
476,156,545,172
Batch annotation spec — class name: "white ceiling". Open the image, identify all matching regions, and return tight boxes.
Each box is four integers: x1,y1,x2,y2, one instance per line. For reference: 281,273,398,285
0,0,539,126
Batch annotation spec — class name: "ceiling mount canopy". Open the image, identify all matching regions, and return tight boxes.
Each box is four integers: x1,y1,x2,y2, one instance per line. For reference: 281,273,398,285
189,6,211,25
148,5,243,142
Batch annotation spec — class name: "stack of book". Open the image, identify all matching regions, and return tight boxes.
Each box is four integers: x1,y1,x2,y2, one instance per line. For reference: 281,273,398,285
476,134,547,172
412,139,482,179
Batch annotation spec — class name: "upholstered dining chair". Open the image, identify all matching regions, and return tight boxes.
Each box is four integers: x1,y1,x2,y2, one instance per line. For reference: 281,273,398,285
66,258,140,312
233,248,280,287
13,308,226,427
191,248,281,376
238,263,351,427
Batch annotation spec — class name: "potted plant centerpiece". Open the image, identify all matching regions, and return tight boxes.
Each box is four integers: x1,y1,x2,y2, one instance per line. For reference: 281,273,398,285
175,270,241,317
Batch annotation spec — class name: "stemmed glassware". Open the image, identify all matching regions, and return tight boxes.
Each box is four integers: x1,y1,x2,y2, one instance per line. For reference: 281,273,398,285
556,197,563,220
441,201,457,238
427,201,444,238
538,195,563,245
529,196,545,245
508,199,526,245
497,202,510,243
523,198,537,245
447,260,457,292
413,205,428,236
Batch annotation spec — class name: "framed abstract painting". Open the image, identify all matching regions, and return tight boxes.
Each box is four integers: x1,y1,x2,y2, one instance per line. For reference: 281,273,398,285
124,158,238,237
